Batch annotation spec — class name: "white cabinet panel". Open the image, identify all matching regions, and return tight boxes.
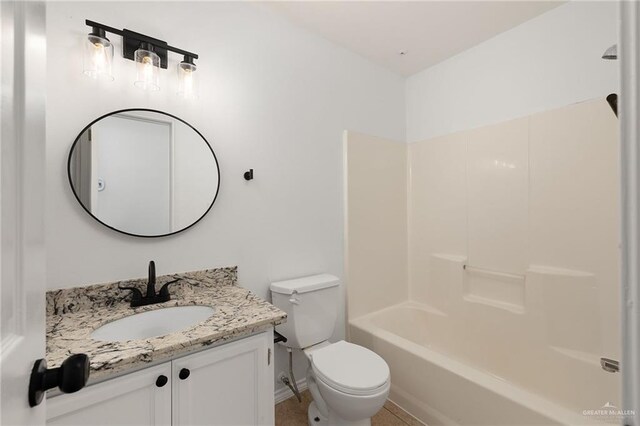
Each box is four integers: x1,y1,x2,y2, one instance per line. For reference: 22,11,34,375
46,331,274,426
172,331,274,426
47,363,172,426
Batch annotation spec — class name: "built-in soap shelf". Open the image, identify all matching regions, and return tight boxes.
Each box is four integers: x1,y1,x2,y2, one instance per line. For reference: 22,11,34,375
461,262,526,314
463,264,526,282
431,253,467,263
527,264,600,356
526,264,594,278
462,293,525,314
429,253,598,321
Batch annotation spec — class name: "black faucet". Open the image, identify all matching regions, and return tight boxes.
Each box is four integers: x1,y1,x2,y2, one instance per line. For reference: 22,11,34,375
118,261,180,307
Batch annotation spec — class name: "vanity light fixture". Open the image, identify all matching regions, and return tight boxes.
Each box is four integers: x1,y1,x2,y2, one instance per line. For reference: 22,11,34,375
83,20,199,95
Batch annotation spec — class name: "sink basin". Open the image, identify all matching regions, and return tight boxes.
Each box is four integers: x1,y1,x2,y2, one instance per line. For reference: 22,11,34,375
91,306,215,342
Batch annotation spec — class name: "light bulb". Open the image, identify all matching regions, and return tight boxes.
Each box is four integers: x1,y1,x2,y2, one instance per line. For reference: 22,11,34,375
142,56,154,82
83,31,113,80
177,56,197,99
182,69,193,93
92,43,105,66
134,44,160,91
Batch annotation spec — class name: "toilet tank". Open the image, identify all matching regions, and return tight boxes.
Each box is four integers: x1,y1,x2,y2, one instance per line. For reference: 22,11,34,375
270,274,340,349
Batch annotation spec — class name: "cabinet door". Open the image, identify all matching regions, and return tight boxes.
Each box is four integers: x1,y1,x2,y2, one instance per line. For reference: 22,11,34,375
47,363,172,426
172,331,274,426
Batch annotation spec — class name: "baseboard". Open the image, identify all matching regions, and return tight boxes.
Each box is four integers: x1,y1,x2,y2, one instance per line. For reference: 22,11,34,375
274,378,308,404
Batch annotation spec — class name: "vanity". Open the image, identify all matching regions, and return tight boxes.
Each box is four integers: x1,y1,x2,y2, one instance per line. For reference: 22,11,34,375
45,266,287,425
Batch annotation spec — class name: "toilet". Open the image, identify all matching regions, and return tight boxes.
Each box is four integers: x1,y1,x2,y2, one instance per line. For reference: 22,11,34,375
271,274,390,426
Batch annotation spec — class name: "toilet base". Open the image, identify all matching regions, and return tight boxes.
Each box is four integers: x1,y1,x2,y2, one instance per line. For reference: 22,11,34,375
308,401,328,426
307,401,372,426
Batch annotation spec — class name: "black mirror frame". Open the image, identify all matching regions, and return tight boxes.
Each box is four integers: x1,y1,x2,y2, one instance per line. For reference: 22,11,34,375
67,108,221,238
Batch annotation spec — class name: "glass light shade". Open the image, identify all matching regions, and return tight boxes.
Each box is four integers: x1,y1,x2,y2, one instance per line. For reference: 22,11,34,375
134,48,160,91
83,35,114,80
177,62,197,99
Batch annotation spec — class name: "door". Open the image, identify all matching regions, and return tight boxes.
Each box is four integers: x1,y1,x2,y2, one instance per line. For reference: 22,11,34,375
0,2,47,425
620,2,640,423
46,364,172,426
92,113,172,235
172,331,274,426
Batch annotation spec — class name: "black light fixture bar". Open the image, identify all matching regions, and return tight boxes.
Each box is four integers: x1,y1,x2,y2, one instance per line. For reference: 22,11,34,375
85,20,198,70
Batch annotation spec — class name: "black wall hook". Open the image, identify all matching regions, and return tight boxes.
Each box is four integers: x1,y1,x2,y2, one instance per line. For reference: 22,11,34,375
244,169,254,181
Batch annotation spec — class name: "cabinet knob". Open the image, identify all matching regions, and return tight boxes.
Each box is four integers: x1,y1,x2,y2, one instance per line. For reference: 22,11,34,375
156,375,168,387
179,368,190,380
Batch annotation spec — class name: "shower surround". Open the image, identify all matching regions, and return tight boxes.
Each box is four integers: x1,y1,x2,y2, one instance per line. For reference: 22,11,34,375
345,98,620,425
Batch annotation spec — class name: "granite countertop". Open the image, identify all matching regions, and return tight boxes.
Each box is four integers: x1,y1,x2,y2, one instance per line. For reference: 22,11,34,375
46,267,287,382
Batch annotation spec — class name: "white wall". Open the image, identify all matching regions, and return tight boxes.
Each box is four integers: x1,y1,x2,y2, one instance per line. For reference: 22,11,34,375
406,1,619,143
46,1,404,393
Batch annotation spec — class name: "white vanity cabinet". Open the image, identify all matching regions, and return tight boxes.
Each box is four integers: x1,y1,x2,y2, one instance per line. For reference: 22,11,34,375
46,331,274,426
172,331,274,426
46,363,172,426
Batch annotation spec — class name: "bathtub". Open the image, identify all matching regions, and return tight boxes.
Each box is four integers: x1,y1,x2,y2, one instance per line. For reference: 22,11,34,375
349,302,619,426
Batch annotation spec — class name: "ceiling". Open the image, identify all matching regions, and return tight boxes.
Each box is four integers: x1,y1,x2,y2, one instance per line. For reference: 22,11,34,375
265,1,563,76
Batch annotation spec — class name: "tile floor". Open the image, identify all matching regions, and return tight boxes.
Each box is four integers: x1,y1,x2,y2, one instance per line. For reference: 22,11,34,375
275,390,424,426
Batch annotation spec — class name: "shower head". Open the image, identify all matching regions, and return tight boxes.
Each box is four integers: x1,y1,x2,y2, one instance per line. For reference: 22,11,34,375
602,44,617,60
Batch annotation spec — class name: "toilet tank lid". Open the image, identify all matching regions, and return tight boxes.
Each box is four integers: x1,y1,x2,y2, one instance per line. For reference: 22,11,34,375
270,274,339,295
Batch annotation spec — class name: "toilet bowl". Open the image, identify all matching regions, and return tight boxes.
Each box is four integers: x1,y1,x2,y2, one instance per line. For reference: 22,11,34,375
304,340,390,426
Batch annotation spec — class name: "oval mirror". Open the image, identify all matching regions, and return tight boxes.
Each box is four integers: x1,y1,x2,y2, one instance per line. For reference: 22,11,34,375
68,109,220,237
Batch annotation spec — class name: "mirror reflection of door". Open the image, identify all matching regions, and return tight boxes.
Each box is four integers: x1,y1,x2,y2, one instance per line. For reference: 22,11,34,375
92,113,172,235
68,109,219,237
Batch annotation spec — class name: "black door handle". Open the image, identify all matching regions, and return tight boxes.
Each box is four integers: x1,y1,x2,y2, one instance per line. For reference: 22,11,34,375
179,368,190,380
29,354,90,407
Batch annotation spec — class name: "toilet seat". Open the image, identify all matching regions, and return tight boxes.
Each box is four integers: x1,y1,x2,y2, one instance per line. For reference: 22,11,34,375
310,341,390,396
